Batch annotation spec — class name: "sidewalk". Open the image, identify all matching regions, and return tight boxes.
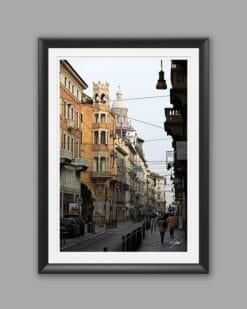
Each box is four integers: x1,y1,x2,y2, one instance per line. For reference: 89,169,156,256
61,220,143,250
138,227,187,251
61,222,109,249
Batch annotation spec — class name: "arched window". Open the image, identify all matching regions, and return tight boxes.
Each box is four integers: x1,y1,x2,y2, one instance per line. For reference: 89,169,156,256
94,131,99,144
93,157,99,171
101,93,106,103
95,93,100,102
100,157,106,172
101,131,106,144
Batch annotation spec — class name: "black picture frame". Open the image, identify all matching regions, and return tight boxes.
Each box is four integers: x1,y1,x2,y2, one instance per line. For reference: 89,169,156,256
38,38,209,274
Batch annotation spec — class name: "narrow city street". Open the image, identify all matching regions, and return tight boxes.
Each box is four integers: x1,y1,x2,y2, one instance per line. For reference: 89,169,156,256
59,59,188,254
61,219,186,252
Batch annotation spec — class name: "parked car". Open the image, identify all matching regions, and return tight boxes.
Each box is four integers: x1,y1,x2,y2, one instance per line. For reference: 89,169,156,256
63,215,85,236
60,218,80,238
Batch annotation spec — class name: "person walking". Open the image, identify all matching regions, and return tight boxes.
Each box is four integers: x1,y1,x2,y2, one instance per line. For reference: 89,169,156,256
158,215,167,243
167,213,177,242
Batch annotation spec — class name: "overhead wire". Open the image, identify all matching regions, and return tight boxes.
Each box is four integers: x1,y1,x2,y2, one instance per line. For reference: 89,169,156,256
60,94,174,177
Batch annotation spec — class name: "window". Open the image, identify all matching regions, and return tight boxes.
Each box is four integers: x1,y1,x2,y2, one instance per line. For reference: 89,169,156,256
67,136,70,151
77,90,79,98
93,157,99,171
94,113,99,123
64,101,67,118
64,77,67,87
68,105,70,119
68,81,71,91
95,93,100,102
94,131,99,144
71,138,74,157
80,113,83,123
101,113,106,123
80,131,83,144
72,85,74,94
76,112,79,128
100,157,106,172
117,115,121,123
101,131,106,144
71,108,74,120
63,133,66,149
75,140,79,158
101,93,106,103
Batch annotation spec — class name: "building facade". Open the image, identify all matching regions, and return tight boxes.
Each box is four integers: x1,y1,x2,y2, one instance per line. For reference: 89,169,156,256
59,60,163,226
164,60,187,230
60,60,89,217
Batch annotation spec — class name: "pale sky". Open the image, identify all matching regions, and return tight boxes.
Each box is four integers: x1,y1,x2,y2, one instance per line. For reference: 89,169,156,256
67,57,174,204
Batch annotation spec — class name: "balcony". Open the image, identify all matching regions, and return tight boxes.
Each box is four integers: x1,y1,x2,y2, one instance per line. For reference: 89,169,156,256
72,157,88,172
91,171,112,180
164,108,184,139
60,149,72,162
165,108,183,124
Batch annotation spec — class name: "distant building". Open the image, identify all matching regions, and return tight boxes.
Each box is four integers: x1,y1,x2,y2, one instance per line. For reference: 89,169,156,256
91,81,116,221
111,87,129,138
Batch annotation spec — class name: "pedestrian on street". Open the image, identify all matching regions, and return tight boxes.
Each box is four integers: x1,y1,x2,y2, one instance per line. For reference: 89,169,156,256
158,216,167,243
167,213,177,242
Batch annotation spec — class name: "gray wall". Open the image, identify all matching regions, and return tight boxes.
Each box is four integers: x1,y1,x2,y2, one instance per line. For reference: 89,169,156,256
1,0,245,307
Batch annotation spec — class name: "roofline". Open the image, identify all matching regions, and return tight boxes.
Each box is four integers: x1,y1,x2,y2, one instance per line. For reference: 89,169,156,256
116,145,128,156
61,60,88,89
137,136,145,143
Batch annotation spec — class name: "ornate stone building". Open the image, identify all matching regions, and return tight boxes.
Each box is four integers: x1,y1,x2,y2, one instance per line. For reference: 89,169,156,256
111,87,129,138
91,82,116,221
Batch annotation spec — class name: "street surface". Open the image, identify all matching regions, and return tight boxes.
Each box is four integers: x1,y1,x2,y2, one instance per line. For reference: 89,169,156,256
62,221,143,251
61,220,186,252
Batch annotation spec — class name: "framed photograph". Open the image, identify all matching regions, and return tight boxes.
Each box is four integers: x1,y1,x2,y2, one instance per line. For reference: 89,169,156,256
38,38,209,274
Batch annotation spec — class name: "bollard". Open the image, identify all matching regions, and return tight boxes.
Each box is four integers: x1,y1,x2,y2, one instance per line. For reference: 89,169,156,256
122,235,126,251
126,233,130,251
